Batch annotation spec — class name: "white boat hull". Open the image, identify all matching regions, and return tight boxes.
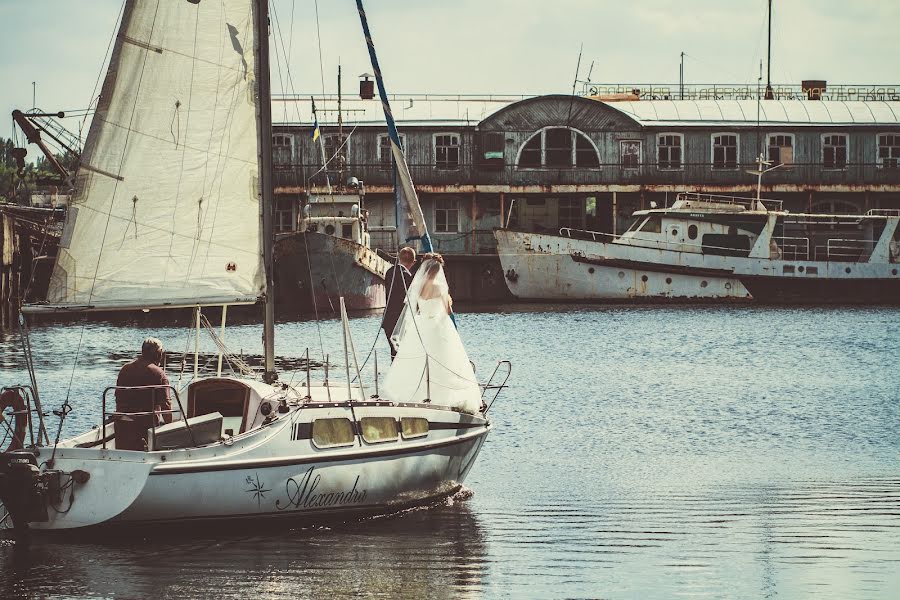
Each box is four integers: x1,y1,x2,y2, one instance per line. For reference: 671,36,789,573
1,380,490,533
494,229,750,301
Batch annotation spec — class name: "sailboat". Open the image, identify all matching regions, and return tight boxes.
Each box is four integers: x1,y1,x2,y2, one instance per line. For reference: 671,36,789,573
0,0,501,536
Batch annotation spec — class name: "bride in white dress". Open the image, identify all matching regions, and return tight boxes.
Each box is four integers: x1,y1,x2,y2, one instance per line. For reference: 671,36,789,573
383,255,483,414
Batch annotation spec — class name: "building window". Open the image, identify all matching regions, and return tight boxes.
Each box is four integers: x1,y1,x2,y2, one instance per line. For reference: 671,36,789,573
877,134,900,169
434,197,459,232
823,134,848,169
273,134,293,166
274,197,295,233
434,133,460,169
620,140,641,168
519,135,542,167
657,134,683,170
323,133,349,174
557,198,583,229
767,134,794,166
377,133,406,170
711,134,738,169
516,127,599,168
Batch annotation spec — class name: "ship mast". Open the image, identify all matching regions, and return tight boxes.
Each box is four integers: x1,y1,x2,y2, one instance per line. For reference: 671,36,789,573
254,0,277,383
765,0,774,100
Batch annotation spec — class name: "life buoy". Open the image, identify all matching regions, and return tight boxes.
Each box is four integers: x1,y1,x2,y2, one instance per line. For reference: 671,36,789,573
0,389,28,452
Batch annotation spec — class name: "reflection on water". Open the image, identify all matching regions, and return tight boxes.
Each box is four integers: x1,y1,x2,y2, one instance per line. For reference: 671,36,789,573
0,496,487,600
1,304,899,598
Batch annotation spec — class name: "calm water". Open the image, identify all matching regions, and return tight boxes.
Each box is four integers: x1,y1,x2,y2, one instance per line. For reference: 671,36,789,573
0,304,898,599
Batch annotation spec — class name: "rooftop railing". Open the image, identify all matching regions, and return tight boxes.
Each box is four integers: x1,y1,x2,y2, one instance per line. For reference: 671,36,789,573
580,82,900,102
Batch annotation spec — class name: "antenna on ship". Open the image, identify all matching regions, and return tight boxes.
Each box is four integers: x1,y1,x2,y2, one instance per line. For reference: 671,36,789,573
765,0,774,100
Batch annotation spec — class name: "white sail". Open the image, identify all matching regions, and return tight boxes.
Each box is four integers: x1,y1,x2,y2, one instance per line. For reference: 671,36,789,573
43,0,263,310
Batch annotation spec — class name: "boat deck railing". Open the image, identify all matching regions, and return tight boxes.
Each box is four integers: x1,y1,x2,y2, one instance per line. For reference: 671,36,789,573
774,236,810,261
676,192,783,212
866,208,900,217
559,227,888,264
101,385,191,450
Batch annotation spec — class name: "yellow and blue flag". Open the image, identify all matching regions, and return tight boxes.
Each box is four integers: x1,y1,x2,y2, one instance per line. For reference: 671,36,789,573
310,116,320,142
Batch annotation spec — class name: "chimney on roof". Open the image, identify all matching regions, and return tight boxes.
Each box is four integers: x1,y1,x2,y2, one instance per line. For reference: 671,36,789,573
359,73,375,100
802,80,826,100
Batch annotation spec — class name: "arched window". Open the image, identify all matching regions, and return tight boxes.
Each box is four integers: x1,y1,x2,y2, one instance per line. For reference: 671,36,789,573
516,127,599,168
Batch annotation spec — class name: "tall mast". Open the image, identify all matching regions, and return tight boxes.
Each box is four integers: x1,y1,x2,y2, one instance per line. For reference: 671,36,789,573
355,0,433,254
765,0,774,100
254,0,277,383
338,63,344,186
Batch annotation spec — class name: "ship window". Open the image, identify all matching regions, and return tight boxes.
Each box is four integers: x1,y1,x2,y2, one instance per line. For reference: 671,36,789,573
325,224,335,235
400,417,429,439
688,224,698,240
657,134,683,170
360,417,398,444
434,133,460,169
312,418,355,448
877,133,900,169
767,134,794,167
435,198,460,233
575,133,600,167
640,215,662,233
341,223,353,238
823,134,847,169
377,133,407,170
712,133,738,169
806,266,819,274
620,140,641,169
783,265,795,274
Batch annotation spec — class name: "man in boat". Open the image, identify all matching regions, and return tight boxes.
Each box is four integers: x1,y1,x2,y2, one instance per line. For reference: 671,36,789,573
114,337,173,451
382,246,416,359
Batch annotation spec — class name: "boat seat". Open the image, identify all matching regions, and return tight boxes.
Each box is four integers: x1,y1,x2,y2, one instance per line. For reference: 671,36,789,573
147,412,224,451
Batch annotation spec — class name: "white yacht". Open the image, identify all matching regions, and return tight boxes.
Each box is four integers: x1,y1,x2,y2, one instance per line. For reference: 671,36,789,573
496,191,900,303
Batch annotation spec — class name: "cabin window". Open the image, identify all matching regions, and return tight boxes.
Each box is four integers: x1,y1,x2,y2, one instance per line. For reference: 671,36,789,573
273,134,293,166
877,134,900,169
312,418,355,448
434,133,460,169
688,224,698,240
323,133,349,175
640,215,662,234
377,133,406,170
341,223,353,238
274,197,296,233
435,198,460,233
360,417,398,443
767,134,794,167
620,140,641,168
558,198,583,229
657,134,683,170
400,417,429,439
517,127,599,168
712,134,738,169
822,134,847,169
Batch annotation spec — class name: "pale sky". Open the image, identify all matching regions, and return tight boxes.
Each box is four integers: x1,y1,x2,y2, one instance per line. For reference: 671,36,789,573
1,0,898,145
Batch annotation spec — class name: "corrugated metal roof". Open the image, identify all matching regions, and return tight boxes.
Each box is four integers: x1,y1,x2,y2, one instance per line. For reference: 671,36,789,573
274,94,526,127
603,99,900,127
